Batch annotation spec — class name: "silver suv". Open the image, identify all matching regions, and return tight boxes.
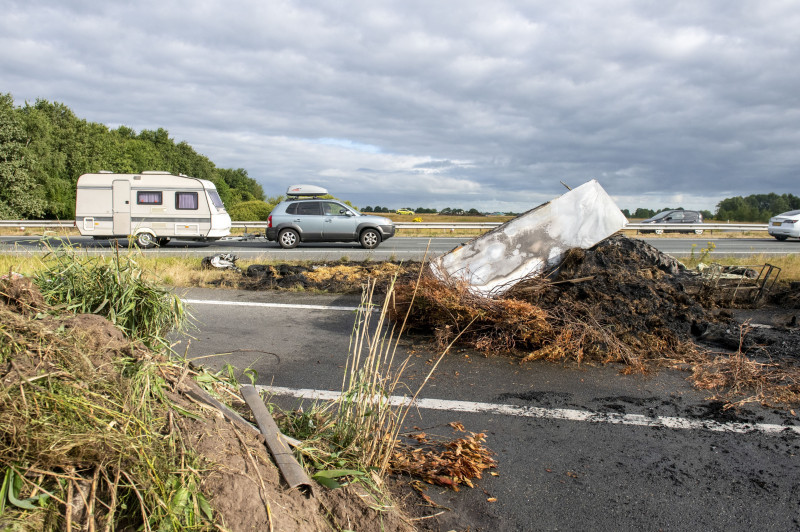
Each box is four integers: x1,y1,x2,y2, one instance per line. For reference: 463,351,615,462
266,197,395,249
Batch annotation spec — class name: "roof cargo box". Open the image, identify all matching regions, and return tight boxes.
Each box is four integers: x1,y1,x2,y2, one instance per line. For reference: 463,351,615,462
286,184,328,197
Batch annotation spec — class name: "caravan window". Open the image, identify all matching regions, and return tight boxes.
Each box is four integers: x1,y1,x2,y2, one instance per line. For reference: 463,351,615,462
207,190,224,209
176,192,199,210
137,191,162,205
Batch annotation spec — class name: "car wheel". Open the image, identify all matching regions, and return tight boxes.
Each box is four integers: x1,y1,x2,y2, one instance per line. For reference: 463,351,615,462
135,232,156,249
278,228,299,249
654,229,664,235
694,229,704,235
360,228,380,249
774,235,788,241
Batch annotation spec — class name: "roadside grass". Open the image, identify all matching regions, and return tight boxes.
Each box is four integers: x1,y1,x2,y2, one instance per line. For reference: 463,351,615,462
3,248,800,285
33,244,188,349
621,229,767,239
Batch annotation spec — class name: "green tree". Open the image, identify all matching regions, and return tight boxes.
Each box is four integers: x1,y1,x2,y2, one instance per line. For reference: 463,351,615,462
6,94,270,218
0,93,46,218
227,200,273,220
216,168,265,204
632,208,655,219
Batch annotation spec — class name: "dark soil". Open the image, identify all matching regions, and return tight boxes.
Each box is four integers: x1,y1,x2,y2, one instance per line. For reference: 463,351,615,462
520,235,713,352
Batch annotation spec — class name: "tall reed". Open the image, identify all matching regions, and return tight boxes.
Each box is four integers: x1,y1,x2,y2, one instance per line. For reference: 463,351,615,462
33,242,188,349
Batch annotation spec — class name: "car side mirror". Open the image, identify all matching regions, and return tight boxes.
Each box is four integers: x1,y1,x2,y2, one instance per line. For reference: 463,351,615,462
344,210,354,216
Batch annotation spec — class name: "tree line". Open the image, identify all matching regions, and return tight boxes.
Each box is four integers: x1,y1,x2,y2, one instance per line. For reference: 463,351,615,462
0,93,266,220
622,193,800,222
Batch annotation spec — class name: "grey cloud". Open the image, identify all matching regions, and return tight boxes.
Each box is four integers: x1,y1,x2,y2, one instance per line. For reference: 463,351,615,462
2,0,799,212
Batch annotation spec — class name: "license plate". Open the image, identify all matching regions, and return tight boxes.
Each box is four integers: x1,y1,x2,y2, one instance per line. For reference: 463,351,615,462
772,221,782,226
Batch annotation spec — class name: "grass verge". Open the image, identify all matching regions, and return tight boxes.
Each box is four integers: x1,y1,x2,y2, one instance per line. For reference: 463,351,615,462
0,249,217,530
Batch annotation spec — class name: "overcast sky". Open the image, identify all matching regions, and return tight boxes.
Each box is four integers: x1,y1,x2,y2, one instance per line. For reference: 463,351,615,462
2,0,798,213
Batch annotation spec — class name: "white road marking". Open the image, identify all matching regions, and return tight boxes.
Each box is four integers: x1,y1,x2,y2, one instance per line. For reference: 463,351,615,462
182,299,363,312
258,385,800,436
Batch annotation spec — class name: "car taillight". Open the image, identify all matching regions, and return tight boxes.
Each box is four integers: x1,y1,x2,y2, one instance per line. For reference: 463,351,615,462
267,215,272,228
787,219,798,223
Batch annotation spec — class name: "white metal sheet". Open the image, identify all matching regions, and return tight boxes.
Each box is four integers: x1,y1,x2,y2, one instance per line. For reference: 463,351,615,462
430,180,628,297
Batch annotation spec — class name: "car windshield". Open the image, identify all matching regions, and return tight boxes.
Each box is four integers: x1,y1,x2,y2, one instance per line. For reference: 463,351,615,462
322,201,352,216
778,210,800,217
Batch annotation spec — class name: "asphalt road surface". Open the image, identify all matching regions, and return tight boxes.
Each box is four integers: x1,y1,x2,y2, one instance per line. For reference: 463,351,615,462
2,235,799,261
174,287,800,531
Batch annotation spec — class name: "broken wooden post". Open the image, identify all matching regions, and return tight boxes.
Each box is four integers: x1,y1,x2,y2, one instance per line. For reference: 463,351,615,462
240,384,313,493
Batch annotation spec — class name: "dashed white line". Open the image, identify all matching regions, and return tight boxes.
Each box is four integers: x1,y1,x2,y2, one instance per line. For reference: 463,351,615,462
182,299,362,312
258,385,800,437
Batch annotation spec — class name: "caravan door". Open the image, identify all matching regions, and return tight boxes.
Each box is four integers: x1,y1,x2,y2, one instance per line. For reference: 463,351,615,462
112,180,131,235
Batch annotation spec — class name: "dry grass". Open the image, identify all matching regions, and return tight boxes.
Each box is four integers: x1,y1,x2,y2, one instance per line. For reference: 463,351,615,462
390,274,671,372
691,323,800,407
272,273,497,493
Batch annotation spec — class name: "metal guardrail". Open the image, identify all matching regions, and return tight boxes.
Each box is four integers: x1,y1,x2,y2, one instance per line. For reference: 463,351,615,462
626,223,768,232
223,222,772,231
0,220,771,232
0,220,76,228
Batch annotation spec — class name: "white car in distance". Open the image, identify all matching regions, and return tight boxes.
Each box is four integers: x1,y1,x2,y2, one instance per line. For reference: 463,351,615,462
768,210,800,241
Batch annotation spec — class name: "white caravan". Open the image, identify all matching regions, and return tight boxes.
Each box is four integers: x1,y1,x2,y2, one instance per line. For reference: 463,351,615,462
75,171,231,248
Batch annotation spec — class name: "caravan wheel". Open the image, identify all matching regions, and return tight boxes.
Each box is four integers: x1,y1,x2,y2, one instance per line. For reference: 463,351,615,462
135,232,157,249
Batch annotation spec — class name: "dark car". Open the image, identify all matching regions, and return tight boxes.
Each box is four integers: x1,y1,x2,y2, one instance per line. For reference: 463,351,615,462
640,209,704,234
266,186,395,249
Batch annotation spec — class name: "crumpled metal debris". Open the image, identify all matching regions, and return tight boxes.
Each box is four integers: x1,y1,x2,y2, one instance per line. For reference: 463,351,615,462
201,253,242,272
430,180,628,297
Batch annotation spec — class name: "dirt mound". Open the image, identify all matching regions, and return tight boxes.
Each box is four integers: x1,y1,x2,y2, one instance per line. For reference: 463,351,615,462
60,313,128,349
0,275,47,314
525,235,712,353
179,410,414,532
1,279,415,531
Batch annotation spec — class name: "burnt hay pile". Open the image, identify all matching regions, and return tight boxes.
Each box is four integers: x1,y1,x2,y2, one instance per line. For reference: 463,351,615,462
392,235,713,369
242,261,412,292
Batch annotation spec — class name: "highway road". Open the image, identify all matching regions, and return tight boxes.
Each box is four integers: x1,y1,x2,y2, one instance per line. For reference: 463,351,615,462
174,287,800,531
1,235,799,260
